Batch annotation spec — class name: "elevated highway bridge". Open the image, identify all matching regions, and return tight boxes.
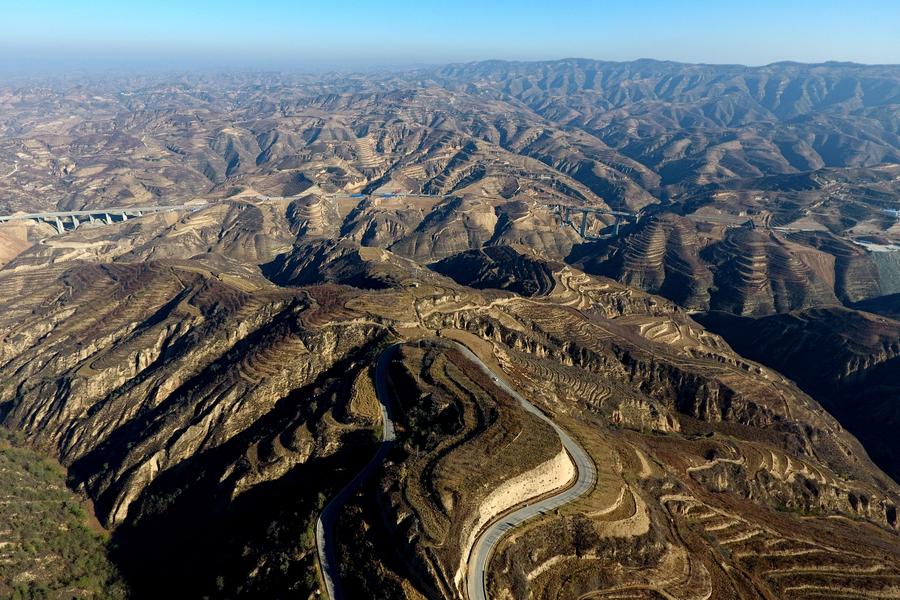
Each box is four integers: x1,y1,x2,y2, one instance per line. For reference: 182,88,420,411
554,204,640,240
2,196,833,242
0,193,448,236
553,204,832,241
0,203,208,234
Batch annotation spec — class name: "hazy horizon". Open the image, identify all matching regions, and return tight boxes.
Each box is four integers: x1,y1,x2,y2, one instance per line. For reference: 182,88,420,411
2,3,900,597
2,0,899,74
2,50,899,76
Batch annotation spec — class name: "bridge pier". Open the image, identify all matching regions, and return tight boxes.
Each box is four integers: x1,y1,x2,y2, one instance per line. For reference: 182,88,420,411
554,206,638,240
0,203,204,234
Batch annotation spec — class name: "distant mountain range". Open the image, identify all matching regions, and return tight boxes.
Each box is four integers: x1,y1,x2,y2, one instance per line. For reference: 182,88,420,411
1,58,899,598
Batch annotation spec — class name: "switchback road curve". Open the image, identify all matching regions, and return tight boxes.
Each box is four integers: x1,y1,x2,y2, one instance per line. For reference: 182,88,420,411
315,340,596,600
453,343,597,600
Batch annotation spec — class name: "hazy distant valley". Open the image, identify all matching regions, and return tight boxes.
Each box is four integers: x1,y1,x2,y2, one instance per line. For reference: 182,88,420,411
1,59,899,598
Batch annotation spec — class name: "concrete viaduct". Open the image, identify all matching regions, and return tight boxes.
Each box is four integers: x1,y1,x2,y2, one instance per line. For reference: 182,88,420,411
0,203,207,234
554,204,640,240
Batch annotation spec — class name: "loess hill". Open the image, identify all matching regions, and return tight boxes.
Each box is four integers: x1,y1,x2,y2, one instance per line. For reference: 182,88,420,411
1,58,900,598
0,191,898,598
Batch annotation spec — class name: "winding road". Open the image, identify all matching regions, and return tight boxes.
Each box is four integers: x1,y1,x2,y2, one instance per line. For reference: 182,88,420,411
315,340,596,600
315,345,398,600
452,343,597,600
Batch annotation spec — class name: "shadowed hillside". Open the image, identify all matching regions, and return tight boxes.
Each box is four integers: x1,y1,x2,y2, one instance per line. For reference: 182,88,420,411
1,59,899,598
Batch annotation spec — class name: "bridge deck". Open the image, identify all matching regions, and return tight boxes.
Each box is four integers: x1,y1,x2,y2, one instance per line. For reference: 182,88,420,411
0,203,205,222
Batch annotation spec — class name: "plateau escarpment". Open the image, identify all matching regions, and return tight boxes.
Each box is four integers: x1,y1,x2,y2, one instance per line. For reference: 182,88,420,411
1,228,899,597
0,259,392,597
1,59,900,599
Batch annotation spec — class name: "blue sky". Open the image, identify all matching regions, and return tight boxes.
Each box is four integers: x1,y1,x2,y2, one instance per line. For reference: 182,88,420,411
1,0,899,71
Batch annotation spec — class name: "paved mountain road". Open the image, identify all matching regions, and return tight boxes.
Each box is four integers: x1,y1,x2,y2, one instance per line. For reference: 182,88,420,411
452,343,597,600
315,341,596,600
315,345,398,600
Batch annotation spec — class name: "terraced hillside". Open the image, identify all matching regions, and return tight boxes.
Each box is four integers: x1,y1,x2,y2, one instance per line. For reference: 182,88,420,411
573,214,715,309
576,211,899,316
2,212,899,597
1,60,899,599
697,307,900,483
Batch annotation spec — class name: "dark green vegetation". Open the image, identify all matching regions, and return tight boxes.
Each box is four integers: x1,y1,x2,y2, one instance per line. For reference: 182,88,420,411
0,428,126,599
